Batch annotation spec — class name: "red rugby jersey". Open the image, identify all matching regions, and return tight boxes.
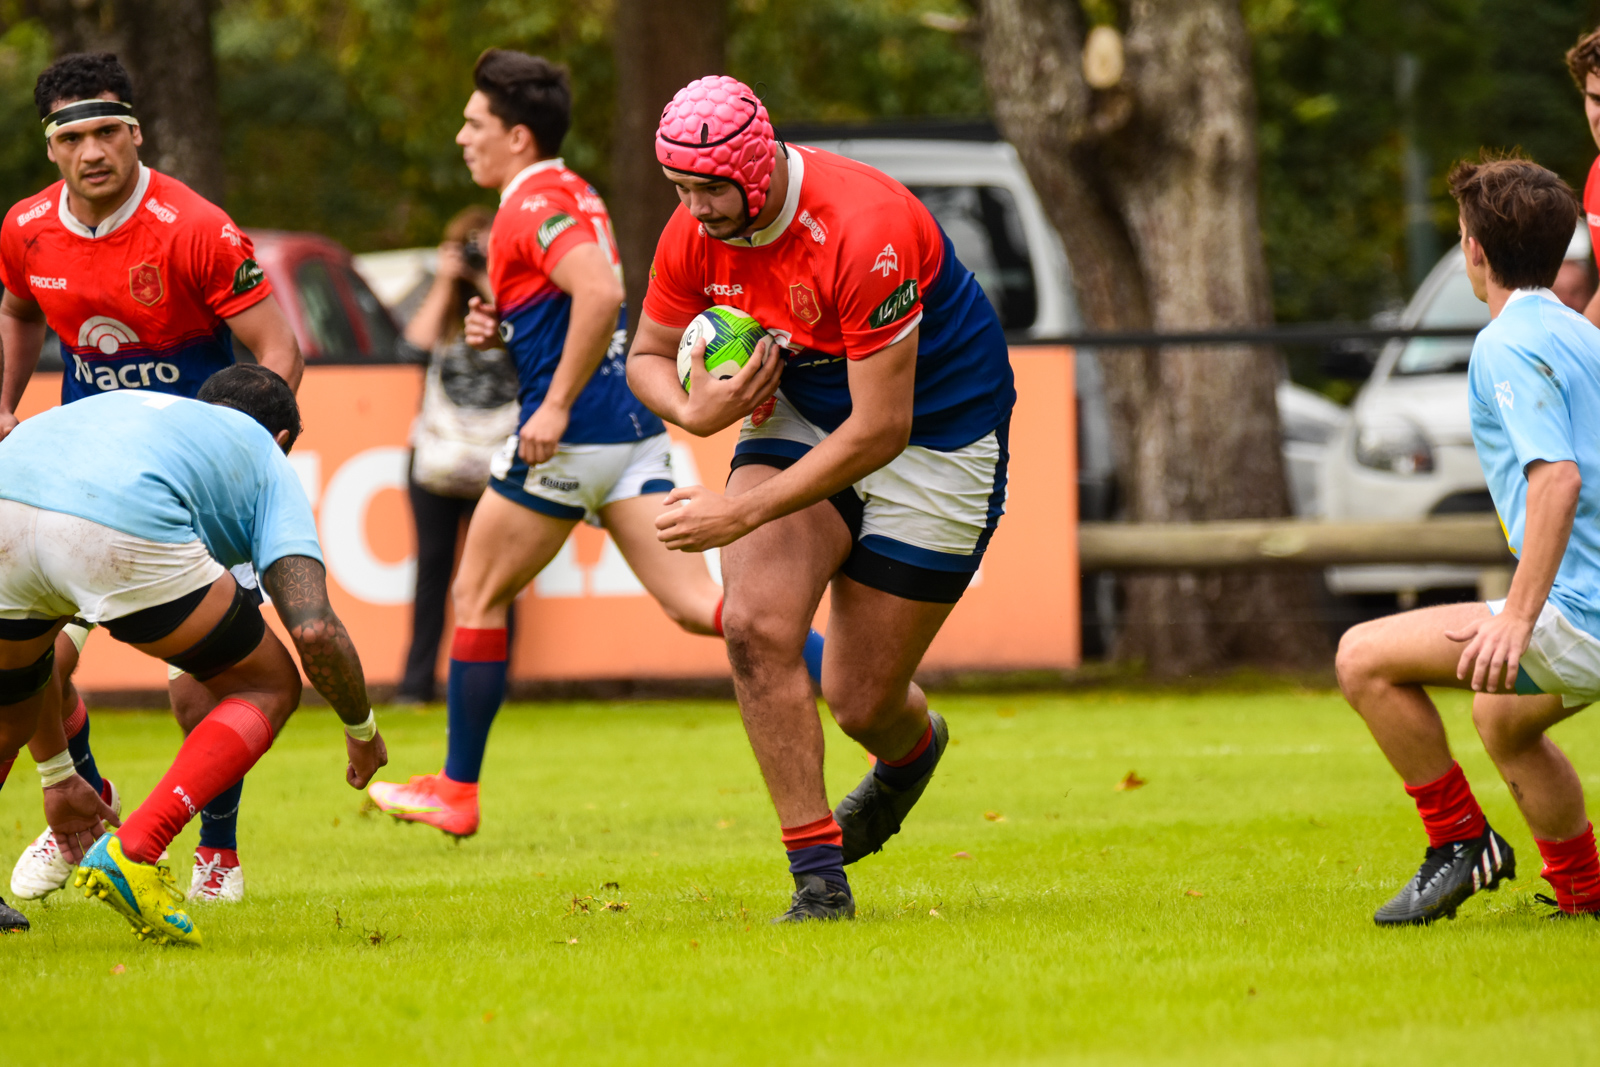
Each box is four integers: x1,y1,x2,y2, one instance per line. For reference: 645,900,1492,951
643,145,1014,450
0,165,272,402
1586,156,1600,272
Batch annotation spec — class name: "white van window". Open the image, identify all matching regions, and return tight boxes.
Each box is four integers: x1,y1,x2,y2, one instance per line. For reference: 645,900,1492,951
908,185,1037,331
1394,268,1488,376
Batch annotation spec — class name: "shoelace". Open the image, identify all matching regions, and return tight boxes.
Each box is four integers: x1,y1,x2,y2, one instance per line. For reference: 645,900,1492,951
191,856,228,894
1411,842,1465,890
23,835,62,864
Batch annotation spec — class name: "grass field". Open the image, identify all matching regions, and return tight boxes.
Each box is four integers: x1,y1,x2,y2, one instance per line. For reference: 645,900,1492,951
4,684,1600,1064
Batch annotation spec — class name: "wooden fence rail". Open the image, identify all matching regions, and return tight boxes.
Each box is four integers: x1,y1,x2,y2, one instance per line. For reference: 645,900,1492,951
1078,517,1513,571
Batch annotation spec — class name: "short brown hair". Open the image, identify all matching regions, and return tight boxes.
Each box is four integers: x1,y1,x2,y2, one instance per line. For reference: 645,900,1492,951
473,49,570,157
1447,157,1578,290
1568,28,1600,89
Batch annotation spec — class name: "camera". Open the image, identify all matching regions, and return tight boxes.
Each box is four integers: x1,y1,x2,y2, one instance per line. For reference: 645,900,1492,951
462,234,488,273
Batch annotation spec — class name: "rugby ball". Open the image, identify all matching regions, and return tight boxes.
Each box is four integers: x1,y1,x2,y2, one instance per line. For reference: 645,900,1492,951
677,305,769,392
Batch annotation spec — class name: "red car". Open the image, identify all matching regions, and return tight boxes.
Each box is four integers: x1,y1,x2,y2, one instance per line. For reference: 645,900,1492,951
37,229,406,371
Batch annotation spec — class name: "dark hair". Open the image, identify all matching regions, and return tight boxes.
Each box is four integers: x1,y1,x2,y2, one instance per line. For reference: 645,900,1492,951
198,365,303,452
34,53,134,119
472,49,570,156
1448,156,1579,290
1569,28,1600,90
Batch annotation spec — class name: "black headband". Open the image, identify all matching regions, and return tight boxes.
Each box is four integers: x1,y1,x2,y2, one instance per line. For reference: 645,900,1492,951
42,99,137,138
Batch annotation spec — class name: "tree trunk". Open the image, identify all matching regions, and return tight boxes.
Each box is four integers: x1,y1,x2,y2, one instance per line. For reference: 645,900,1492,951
610,0,727,338
976,0,1328,674
34,0,226,204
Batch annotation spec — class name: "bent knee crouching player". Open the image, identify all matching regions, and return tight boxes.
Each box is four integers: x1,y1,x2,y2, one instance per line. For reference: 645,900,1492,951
1338,157,1600,925
0,53,305,904
628,77,1015,922
365,52,825,839
0,369,385,942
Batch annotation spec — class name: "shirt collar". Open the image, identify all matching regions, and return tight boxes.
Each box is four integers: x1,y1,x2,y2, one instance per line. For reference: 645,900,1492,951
58,163,149,240
500,158,565,205
1505,286,1561,307
722,144,802,249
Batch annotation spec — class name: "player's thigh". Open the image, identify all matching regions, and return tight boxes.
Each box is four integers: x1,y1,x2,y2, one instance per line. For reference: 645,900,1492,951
600,493,720,631
822,573,954,711
453,489,578,620
1335,600,1492,691
719,464,851,649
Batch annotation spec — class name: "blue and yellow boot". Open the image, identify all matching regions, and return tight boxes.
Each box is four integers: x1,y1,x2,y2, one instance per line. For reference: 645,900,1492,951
74,834,201,947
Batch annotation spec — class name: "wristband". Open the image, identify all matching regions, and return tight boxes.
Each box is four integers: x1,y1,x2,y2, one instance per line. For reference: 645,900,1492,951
37,750,75,788
344,709,377,742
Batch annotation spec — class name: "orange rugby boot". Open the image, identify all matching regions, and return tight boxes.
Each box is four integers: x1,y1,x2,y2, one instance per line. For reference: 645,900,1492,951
366,772,480,839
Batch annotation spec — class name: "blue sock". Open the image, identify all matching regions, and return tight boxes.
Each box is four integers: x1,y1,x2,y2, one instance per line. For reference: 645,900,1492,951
442,627,508,784
64,701,104,795
198,779,243,850
874,723,937,790
783,816,849,891
803,629,825,684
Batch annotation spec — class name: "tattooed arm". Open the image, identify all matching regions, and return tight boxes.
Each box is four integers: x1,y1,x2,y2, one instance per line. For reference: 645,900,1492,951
262,554,387,787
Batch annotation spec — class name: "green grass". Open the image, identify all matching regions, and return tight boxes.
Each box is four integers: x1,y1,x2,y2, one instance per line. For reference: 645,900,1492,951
4,686,1600,1065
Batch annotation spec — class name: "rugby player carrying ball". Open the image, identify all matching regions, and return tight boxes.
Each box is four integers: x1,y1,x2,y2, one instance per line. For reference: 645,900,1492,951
628,77,1015,921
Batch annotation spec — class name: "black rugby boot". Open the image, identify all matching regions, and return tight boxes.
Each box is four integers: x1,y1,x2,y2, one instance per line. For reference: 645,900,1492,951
835,710,949,865
771,874,855,924
1374,826,1515,926
0,896,28,933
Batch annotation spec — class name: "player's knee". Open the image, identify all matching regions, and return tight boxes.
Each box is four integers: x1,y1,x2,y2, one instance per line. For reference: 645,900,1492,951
720,603,797,678
1334,623,1383,703
1472,699,1536,758
823,682,899,739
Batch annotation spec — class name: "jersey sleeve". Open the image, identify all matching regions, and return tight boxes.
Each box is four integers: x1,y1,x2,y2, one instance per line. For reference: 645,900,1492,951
640,209,710,329
1474,331,1577,473
832,196,934,359
506,186,597,279
251,446,323,572
194,212,274,320
0,207,30,297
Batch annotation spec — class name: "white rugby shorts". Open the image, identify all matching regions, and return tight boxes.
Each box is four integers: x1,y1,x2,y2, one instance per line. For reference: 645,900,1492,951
0,499,223,625
732,391,1008,603
1488,598,1600,707
487,432,676,523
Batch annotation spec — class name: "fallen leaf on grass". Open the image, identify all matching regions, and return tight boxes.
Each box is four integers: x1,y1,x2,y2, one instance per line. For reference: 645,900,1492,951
110,964,125,975
568,895,593,915
567,937,579,944
603,900,630,912
983,811,1005,822
1115,771,1147,791
929,907,941,917
601,881,620,891
331,816,340,828
689,940,700,950
483,1011,495,1023
716,819,734,829
1185,890,1204,898
952,851,972,859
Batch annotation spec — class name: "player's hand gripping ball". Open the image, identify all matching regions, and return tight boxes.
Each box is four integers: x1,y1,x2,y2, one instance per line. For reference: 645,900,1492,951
677,305,771,392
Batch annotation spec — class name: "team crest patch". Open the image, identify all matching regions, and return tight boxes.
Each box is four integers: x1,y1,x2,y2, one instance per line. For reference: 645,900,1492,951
789,282,821,326
537,213,577,250
233,258,265,296
128,263,163,306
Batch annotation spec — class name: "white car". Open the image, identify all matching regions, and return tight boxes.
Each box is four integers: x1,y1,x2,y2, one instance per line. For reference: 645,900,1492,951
1320,225,1593,600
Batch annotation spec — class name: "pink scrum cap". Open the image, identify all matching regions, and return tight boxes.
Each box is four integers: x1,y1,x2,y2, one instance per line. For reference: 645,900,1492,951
655,75,776,223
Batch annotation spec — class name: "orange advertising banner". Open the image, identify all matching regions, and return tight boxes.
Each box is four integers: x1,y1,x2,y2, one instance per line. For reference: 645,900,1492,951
16,348,1078,692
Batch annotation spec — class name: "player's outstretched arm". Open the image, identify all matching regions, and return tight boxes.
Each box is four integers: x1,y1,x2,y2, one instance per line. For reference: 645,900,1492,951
656,329,916,551
226,295,305,393
627,310,783,436
0,290,48,440
262,554,387,787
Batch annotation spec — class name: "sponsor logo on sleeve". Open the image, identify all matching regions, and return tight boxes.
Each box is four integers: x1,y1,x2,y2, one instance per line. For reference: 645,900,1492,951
537,212,577,250
798,209,827,244
868,278,919,329
1589,212,1600,228
1494,380,1514,410
789,282,821,326
872,244,899,276
144,198,177,224
220,223,243,247
703,282,744,297
28,275,66,291
16,199,51,226
129,262,164,306
520,194,549,214
233,258,265,296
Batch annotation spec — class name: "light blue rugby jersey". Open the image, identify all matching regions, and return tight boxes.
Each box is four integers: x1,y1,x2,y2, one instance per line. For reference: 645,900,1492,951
1469,288,1600,638
0,391,321,572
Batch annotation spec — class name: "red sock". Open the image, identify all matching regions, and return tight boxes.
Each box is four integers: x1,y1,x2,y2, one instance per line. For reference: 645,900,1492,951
712,597,724,637
118,699,274,864
63,696,87,739
780,814,843,850
1405,762,1486,847
1536,823,1600,913
880,724,934,767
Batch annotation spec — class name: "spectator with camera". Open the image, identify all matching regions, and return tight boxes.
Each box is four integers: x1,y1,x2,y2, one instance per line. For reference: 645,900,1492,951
396,205,519,705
